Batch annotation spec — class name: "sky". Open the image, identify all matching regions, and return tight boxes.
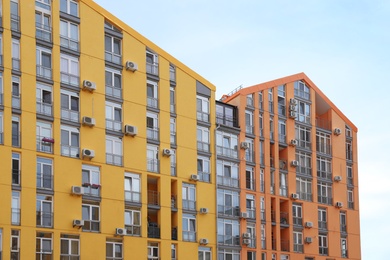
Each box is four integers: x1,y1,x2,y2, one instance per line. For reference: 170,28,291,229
94,0,389,258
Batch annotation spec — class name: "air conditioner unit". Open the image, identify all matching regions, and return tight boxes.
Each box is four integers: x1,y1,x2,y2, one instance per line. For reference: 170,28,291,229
124,125,137,136
289,105,296,111
73,219,84,227
242,233,251,238
162,149,173,157
240,212,249,219
290,98,298,105
82,116,95,126
290,139,298,146
334,128,342,135
289,111,297,119
190,174,199,181
291,160,299,167
200,208,209,214
115,228,127,236
82,80,96,91
243,238,251,245
334,176,342,182
291,193,299,200
305,221,314,228
240,141,250,150
125,61,138,72
82,149,95,159
199,238,209,245
71,186,84,195
335,202,343,208
305,237,313,244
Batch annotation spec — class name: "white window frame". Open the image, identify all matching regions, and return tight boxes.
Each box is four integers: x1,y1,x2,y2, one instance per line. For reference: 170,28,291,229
217,189,239,217
82,202,100,232
106,135,123,166
246,194,256,219
105,34,121,64
61,125,79,158
61,89,79,122
197,126,210,152
147,80,158,108
105,101,122,132
105,67,122,98
318,181,332,205
196,95,210,122
245,110,254,134
60,53,79,86
10,230,20,258
296,177,312,201
197,156,210,182
296,151,312,175
0,111,3,144
279,172,288,197
36,121,53,152
147,242,159,260
147,144,159,173
106,241,122,260
341,237,348,257
216,160,239,187
217,219,240,245
12,152,20,185
260,197,265,221
36,0,51,12
170,87,175,113
146,50,159,75
36,83,52,116
36,194,53,227
11,191,20,225
171,244,177,260
297,100,311,124
170,117,176,144
319,234,328,255
60,0,78,16
318,207,327,229
60,19,79,51
124,173,141,203
36,46,52,78
146,112,159,140
245,138,254,162
182,183,196,210
246,222,256,248
37,157,53,189
216,131,238,158
260,169,265,192
246,166,255,190
293,231,303,252
36,232,52,260
124,208,141,236
295,125,311,149
60,235,79,259
316,131,331,154
82,164,100,196
182,214,196,242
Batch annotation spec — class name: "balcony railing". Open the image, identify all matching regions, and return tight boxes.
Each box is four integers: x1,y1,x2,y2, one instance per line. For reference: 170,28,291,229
12,169,20,185
281,239,289,252
148,190,160,206
217,176,239,188
298,139,311,150
12,94,21,109
317,170,332,180
319,247,328,256
280,212,289,225
216,113,237,127
105,51,121,65
36,136,54,153
61,145,79,158
297,166,312,176
182,199,196,211
271,210,276,222
294,89,310,100
198,171,210,182
12,58,20,71
106,84,122,99
318,195,333,205
61,72,79,86
36,211,53,227
171,196,177,208
82,183,100,197
37,65,52,79
279,185,288,197
245,150,255,163
293,217,303,226
36,173,53,190
148,224,160,238
217,205,239,217
316,117,331,131
245,125,254,134
11,14,20,32
197,111,210,123
61,108,79,123
297,192,312,201
316,143,332,155
125,190,141,203
147,97,158,109
294,244,303,253
36,99,53,116
12,132,21,147
12,208,20,225
278,104,286,116
147,128,159,141
147,159,159,173
318,221,327,230
197,141,210,153
82,220,100,232
246,179,255,190
106,119,122,132
36,23,52,42
246,208,256,219
125,224,141,236
106,153,123,166
171,227,177,240
60,35,79,51
279,134,286,144
218,235,240,246
216,146,238,158
146,62,158,75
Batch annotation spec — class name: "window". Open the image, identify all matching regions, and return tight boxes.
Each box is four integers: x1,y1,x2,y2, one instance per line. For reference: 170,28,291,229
261,224,266,249
36,0,51,11
246,194,256,219
319,234,328,255
147,242,159,260
318,208,327,230
198,247,211,260
218,249,240,259
269,116,274,141
0,72,3,105
60,54,79,86
61,89,79,122
260,197,265,221
246,94,254,107
60,234,79,259
296,177,312,201
217,189,239,217
36,121,53,153
217,160,239,188
259,112,264,137
278,120,286,143
11,191,20,225
105,34,121,64
292,203,302,226
11,0,20,31
82,164,100,196
35,10,52,42
125,208,141,236
12,152,20,185
260,169,265,192
246,223,256,248
296,151,312,175
147,80,158,108
317,156,332,180
0,112,3,144
105,68,122,99
60,19,79,51
268,88,274,113
347,165,353,186
216,131,238,158
171,244,177,260
36,194,53,227
197,156,210,182
182,183,196,210
216,103,236,127
294,81,310,100
197,95,210,122
345,125,352,138
82,202,100,232
317,181,332,205
218,219,240,246
245,110,254,134
341,238,348,258
293,231,303,253
258,91,263,110
277,85,286,116
279,172,288,197
147,145,159,173
37,157,53,189
346,140,353,161
197,126,210,152
106,101,122,132
259,140,265,166
270,170,275,195
295,125,311,149
170,149,176,177
36,83,52,116
61,125,79,158
348,189,354,209
245,138,254,163
170,87,175,113
60,0,78,16
246,166,255,190
340,211,347,232
170,117,176,145
296,100,311,124
11,230,20,260
106,240,122,260
316,131,331,155
124,173,141,203
146,112,159,141
36,232,52,260
182,214,196,241
12,116,20,147
169,64,176,81
36,47,52,79
106,135,123,166
146,50,159,75
12,76,20,109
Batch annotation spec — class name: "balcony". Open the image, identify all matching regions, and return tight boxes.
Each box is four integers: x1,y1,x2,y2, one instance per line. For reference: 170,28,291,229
216,145,238,158
278,104,286,116
317,170,332,180
12,94,21,109
294,88,310,99
147,159,159,173
316,117,331,131
279,134,286,144
246,208,256,219
125,224,141,236
272,239,277,250
36,99,53,117
217,205,239,217
36,211,53,228
12,58,20,71
318,220,327,230
148,190,160,206
147,97,158,109
61,108,79,123
37,65,52,80
294,244,303,253
37,173,53,190
316,143,332,155
60,35,79,51
61,145,79,158
293,216,302,226
12,208,20,225
182,199,196,211
106,153,123,166
36,136,54,153
217,176,239,188
82,183,100,197
297,165,312,176
106,84,122,99
60,72,79,86
216,113,237,127
280,212,289,225
297,191,312,201
281,239,290,252
318,196,333,205
171,195,177,209
183,231,196,242
218,235,240,246
11,14,20,32
197,111,210,123
82,220,100,232
105,51,121,65
147,127,159,141
171,227,178,240
297,139,311,150
36,23,52,42
197,141,210,153
106,119,122,132
146,61,158,75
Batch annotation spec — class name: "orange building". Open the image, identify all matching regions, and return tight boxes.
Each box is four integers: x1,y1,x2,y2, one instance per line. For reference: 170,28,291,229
216,73,360,260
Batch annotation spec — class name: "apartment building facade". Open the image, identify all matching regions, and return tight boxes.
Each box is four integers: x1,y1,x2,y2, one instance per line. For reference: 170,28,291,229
0,0,217,259
219,73,361,260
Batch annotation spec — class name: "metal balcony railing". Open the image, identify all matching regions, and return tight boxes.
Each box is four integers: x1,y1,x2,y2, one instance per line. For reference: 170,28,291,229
294,244,303,253
125,225,141,236
60,35,79,51
246,179,255,190
147,159,159,173
246,125,254,134
297,191,312,201
61,72,79,86
294,89,310,100
170,103,175,114
279,134,286,144
106,84,122,99
316,117,331,130
0,132,3,145
36,211,53,227
348,201,354,209
318,221,327,230
105,51,121,65
82,220,100,232
106,119,122,132
319,247,328,256
82,183,100,197
197,111,210,123
318,196,333,205
298,139,311,150
148,223,160,238
216,113,237,127
11,208,20,225
217,205,239,217
297,165,312,176
37,173,53,189
125,190,141,203
36,136,54,153
198,171,210,182
197,141,210,153
217,176,239,188
316,143,332,155
12,169,20,185
183,199,196,211
293,216,303,226
279,186,288,197
182,231,196,242
260,209,266,221
36,99,53,116
171,195,177,208
341,224,347,232
317,170,332,180
171,227,178,240
36,250,52,260
280,212,289,225
147,128,159,141
148,190,160,206
146,62,158,75
171,163,176,177
218,235,240,246
147,96,158,109
216,145,238,158
271,210,276,222
246,208,256,219
36,22,52,42
37,65,52,79
278,104,286,116
61,108,79,123
106,153,123,166
61,145,79,158
281,239,289,252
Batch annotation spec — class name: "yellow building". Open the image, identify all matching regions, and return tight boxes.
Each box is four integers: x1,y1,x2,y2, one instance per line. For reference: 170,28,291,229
0,0,217,259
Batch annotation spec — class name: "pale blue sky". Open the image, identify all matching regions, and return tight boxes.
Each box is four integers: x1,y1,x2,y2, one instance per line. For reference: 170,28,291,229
95,0,389,258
